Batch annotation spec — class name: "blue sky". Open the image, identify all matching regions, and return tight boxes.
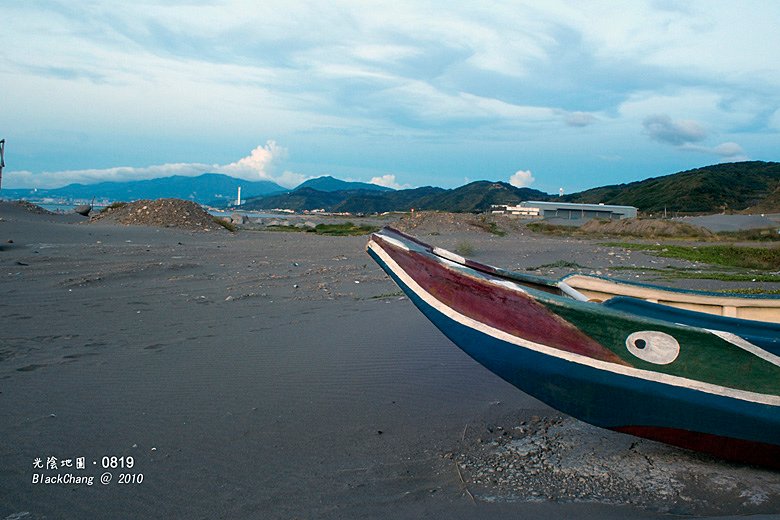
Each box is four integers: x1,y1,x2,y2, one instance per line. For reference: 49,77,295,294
2,0,779,194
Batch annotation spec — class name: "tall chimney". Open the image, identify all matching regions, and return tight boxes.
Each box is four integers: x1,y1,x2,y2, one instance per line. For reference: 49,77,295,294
0,139,5,190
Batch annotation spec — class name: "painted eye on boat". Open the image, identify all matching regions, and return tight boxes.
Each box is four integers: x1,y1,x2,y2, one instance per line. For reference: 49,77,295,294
625,331,680,365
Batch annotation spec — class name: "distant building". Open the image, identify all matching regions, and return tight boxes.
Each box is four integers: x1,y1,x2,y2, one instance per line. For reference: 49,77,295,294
492,201,637,220
492,204,541,217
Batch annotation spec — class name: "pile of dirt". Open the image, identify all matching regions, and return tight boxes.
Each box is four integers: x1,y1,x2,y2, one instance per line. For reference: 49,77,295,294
579,218,713,239
394,211,522,236
8,200,56,215
90,198,224,231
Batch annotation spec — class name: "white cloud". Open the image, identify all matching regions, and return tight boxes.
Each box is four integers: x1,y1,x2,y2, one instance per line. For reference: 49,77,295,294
769,108,780,130
635,111,749,161
4,141,306,189
218,141,287,180
5,162,212,189
642,114,707,145
274,171,311,189
680,141,748,161
509,170,535,188
369,174,408,190
564,111,598,127
712,142,746,158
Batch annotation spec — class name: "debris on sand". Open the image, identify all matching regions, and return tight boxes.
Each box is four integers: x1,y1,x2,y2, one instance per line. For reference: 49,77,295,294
454,415,780,515
90,198,224,231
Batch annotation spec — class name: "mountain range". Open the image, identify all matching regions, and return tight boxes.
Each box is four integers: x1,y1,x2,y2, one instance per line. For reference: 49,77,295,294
240,181,547,213
2,161,779,215
0,173,285,204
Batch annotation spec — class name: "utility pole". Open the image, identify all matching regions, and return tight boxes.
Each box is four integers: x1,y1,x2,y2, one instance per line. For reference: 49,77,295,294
0,139,5,190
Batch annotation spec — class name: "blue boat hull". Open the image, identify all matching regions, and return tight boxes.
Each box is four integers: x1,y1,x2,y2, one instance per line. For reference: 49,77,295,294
369,244,780,467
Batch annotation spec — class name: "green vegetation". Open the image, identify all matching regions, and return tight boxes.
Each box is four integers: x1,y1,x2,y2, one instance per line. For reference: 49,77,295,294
717,288,780,295
454,241,476,256
564,161,780,213
310,223,379,236
266,222,379,236
530,217,780,245
526,222,576,235
470,216,507,236
526,260,587,271
602,242,780,270
369,290,405,300
265,224,307,232
715,229,780,242
610,265,780,283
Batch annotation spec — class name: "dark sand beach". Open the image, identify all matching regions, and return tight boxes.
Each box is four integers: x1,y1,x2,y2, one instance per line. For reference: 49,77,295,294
1,201,779,519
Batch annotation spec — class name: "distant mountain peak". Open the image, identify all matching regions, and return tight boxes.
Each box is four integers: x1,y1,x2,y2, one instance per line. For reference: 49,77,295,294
295,176,393,192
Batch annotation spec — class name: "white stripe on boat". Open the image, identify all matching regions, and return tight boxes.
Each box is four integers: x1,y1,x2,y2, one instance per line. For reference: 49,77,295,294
708,329,780,368
432,247,467,265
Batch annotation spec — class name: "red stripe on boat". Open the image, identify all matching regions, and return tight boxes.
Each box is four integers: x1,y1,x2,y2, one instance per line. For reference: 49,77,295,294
376,235,628,366
614,425,780,469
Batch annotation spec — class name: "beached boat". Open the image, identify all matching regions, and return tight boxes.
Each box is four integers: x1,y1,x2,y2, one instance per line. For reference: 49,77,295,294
367,227,780,468
74,204,92,216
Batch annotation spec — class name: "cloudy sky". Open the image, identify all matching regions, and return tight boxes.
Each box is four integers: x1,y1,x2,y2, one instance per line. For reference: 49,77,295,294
2,0,779,193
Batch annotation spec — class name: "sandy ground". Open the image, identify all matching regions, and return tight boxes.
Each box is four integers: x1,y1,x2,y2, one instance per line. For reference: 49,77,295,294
1,202,779,519
678,214,779,232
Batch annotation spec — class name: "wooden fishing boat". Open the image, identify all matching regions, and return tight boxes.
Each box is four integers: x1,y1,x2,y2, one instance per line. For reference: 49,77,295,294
367,227,780,468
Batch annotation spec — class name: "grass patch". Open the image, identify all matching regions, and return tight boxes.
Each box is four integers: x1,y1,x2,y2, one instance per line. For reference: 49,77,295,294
610,265,780,283
602,242,780,270
455,241,476,256
526,260,587,271
716,288,780,295
310,223,379,236
369,290,405,300
470,217,507,236
527,222,576,235
265,225,306,232
715,229,780,242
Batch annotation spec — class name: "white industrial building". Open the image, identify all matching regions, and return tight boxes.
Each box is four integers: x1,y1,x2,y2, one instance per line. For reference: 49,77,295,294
493,201,637,220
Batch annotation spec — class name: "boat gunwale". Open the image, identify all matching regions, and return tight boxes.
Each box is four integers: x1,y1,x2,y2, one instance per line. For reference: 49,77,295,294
374,227,780,327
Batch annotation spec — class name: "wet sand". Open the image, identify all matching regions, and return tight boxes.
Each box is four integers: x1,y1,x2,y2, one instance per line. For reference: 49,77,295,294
1,202,778,519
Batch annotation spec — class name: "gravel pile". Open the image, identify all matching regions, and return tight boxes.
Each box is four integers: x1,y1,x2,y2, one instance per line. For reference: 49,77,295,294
579,218,713,238
9,200,56,215
394,211,523,235
90,198,223,231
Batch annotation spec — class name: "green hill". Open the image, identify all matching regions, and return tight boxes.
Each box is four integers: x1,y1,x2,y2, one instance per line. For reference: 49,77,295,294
564,161,780,213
